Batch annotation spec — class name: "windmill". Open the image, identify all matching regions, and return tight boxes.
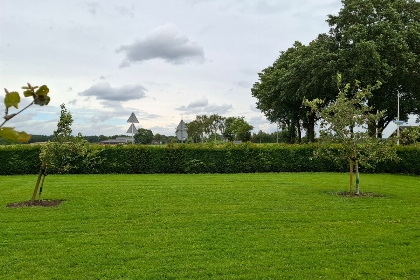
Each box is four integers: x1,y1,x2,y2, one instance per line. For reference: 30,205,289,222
176,119,188,143
127,112,139,144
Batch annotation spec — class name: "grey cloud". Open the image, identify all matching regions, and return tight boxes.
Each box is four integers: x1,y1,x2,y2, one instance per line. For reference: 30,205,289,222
187,0,290,15
236,81,251,88
176,98,232,114
205,104,232,114
116,5,135,18
176,98,208,111
249,115,269,125
137,112,161,120
86,2,100,16
249,105,261,112
79,82,147,101
117,24,205,66
189,99,209,108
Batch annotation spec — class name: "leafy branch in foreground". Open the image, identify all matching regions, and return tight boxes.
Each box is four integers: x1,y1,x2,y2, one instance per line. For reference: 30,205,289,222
304,74,398,195
1,83,50,142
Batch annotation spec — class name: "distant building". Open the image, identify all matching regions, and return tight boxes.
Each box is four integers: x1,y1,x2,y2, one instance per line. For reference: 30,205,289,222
98,137,134,145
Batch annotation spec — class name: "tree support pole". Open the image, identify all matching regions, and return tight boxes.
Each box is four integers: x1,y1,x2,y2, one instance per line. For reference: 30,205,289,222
349,159,354,194
355,160,360,195
31,161,46,204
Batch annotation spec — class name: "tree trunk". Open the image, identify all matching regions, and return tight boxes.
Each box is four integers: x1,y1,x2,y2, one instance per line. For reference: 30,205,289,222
355,160,360,195
288,120,296,144
296,120,302,143
31,161,46,204
368,121,376,138
367,103,377,137
376,118,387,138
305,112,316,142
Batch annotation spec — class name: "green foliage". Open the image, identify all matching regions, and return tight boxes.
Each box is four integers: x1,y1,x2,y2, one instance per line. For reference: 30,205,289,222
253,0,420,139
327,0,420,135
304,76,399,193
134,128,154,144
0,145,42,174
1,83,50,142
186,114,226,142
223,117,253,142
53,104,73,142
186,114,253,143
399,126,420,145
40,104,99,174
40,135,98,174
1,143,419,175
252,35,339,143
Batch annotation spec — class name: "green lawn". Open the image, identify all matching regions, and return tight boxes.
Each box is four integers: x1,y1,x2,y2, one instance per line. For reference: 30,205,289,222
1,173,419,279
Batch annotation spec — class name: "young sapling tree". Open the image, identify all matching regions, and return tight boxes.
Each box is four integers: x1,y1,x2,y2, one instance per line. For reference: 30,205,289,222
304,75,398,195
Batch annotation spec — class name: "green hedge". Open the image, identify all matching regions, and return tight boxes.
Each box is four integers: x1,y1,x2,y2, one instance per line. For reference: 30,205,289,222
0,143,419,175
0,145,42,175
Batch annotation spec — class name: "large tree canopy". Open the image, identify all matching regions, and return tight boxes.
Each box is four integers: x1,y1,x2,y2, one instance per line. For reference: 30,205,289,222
223,116,254,142
134,128,154,144
253,0,419,139
251,34,338,143
327,0,420,136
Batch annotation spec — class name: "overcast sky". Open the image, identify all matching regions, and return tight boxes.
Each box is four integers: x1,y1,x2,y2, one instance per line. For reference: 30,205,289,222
0,0,378,138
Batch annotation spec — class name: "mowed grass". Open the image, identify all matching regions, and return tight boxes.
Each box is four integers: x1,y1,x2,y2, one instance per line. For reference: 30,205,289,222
1,173,419,279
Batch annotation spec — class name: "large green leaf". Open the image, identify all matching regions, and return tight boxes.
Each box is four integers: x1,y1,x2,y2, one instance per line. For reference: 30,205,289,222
33,85,50,105
23,90,34,97
34,95,50,106
36,85,49,96
4,91,20,109
0,127,31,142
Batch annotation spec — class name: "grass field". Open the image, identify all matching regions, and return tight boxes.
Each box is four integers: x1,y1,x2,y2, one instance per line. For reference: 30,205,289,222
1,173,419,279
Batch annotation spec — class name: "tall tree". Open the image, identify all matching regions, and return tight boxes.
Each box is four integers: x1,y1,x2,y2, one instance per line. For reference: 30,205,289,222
186,120,202,143
134,128,154,144
208,114,226,141
223,117,253,142
327,0,420,137
186,114,225,142
251,34,338,143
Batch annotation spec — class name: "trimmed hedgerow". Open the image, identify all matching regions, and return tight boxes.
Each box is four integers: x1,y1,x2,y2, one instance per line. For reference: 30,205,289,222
0,143,419,175
0,145,41,175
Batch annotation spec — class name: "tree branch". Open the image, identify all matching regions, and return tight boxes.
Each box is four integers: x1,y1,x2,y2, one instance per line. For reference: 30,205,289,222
1,101,35,129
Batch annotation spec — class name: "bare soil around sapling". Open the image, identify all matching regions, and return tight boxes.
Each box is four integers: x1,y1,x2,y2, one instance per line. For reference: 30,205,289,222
6,199,64,208
337,192,386,197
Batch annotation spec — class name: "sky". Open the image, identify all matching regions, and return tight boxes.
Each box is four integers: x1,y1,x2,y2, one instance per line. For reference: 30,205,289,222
0,0,412,138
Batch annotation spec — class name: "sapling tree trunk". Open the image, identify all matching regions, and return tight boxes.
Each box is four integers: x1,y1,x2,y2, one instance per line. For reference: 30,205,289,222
31,161,46,204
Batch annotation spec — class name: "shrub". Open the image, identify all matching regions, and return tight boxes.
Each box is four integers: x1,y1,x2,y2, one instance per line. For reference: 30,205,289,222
0,143,419,175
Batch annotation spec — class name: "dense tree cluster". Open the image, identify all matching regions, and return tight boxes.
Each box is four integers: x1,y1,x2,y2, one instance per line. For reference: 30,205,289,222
186,114,254,143
252,0,420,141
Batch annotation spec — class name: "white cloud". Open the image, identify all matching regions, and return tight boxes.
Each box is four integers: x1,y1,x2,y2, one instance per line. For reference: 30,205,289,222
176,98,208,111
116,24,205,66
176,98,232,115
78,82,147,101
